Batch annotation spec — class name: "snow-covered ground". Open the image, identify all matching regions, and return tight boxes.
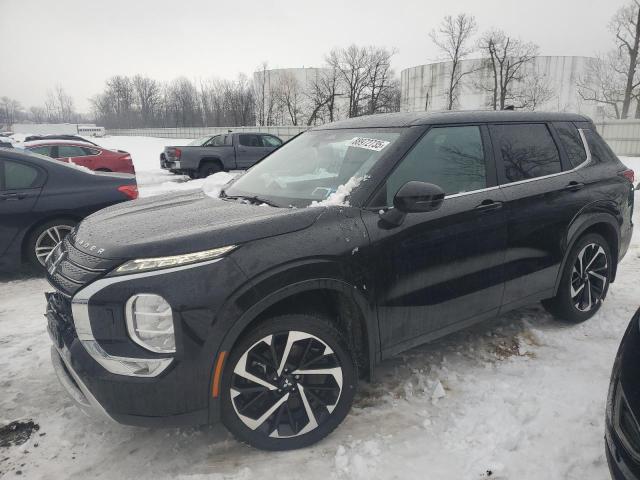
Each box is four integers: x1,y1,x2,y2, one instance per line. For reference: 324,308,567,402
1,138,640,479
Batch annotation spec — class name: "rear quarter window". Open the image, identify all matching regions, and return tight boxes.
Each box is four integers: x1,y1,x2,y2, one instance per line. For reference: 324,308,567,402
554,122,587,168
583,129,620,164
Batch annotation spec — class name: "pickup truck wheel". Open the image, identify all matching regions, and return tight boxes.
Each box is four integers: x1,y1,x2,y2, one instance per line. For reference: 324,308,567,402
221,314,357,451
199,162,221,178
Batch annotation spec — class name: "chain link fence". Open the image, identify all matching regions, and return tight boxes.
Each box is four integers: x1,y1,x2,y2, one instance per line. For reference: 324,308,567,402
105,125,310,141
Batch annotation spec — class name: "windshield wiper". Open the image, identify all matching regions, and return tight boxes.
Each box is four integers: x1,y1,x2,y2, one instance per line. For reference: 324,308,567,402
223,194,281,208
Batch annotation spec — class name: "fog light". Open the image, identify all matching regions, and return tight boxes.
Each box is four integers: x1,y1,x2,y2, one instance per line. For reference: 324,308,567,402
125,294,175,353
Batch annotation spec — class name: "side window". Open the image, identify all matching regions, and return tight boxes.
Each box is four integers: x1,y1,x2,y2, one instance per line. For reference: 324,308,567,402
583,129,619,164
262,135,282,147
57,145,87,158
490,124,561,183
555,122,586,168
28,146,53,157
81,147,101,156
206,135,225,147
383,126,486,205
3,160,41,190
239,134,261,147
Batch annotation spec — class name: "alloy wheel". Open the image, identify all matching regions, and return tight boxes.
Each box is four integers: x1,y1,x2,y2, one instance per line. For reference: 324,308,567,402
570,242,608,312
35,225,73,266
230,330,343,439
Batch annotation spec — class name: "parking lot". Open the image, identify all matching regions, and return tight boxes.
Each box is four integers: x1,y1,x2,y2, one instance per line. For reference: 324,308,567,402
0,136,638,479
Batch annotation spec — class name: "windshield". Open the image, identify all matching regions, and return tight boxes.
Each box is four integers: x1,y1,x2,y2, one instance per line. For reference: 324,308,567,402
188,136,211,146
224,128,403,207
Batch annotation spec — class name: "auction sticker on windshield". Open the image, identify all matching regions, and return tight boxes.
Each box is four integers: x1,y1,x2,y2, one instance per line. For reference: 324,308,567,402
348,137,390,152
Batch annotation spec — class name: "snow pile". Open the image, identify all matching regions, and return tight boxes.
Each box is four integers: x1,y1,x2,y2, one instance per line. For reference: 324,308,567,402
201,171,238,198
310,176,364,208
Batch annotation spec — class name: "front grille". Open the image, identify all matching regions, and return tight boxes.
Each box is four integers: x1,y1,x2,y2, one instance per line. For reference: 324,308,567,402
46,237,113,297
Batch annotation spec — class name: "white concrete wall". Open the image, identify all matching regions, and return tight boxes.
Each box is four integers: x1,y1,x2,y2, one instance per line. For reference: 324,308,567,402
11,123,80,135
401,56,599,119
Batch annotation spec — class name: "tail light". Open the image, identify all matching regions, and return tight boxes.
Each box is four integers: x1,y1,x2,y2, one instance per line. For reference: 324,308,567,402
118,185,138,200
620,169,635,184
170,147,182,158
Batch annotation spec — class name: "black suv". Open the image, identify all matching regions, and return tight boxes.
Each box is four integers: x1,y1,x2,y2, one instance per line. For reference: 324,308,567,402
44,111,634,451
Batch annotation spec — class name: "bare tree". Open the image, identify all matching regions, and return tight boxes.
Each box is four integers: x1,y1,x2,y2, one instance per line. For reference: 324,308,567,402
44,85,75,122
327,45,372,117
273,72,303,125
577,53,626,118
0,97,24,126
476,30,539,110
430,13,477,109
305,68,342,125
610,0,640,118
132,75,160,126
512,70,555,110
366,46,398,114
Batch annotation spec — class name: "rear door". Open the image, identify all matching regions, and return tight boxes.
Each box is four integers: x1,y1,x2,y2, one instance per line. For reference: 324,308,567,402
489,122,589,308
236,134,267,168
0,158,45,256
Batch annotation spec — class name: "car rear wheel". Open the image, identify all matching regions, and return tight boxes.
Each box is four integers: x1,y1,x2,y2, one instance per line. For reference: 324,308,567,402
198,162,221,178
221,314,357,450
26,219,76,268
542,233,612,323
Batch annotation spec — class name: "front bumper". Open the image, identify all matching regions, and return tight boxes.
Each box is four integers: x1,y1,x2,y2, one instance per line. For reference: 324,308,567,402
46,255,251,427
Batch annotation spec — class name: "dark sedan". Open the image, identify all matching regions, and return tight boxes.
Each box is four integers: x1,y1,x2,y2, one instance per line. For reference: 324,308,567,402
0,147,138,271
606,308,640,479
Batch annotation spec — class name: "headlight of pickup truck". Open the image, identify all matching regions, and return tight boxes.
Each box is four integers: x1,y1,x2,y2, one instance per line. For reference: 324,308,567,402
126,294,175,353
114,245,237,275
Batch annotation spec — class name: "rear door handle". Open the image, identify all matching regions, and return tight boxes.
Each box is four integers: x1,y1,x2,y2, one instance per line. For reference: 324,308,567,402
0,192,26,200
563,181,584,192
475,199,503,212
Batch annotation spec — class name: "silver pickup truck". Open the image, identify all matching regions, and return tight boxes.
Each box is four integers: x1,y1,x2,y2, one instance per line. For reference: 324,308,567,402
160,132,283,178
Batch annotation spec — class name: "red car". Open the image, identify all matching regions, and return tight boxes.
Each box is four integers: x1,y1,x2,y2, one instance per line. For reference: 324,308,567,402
23,139,135,174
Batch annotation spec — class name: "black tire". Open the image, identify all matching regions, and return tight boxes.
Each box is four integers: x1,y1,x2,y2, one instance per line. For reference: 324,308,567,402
542,233,613,323
198,162,221,178
221,314,358,451
26,219,76,268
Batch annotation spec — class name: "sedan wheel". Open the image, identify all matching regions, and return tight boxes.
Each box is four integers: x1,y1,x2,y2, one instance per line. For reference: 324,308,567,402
35,225,73,266
221,315,357,450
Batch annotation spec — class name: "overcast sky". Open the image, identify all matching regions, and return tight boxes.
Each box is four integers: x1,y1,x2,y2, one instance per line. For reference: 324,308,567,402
0,0,629,113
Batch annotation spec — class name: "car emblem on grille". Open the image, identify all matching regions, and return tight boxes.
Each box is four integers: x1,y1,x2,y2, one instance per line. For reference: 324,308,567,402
48,251,66,276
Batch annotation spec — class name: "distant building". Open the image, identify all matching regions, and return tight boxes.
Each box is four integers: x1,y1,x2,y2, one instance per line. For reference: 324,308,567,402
400,56,600,119
11,123,105,137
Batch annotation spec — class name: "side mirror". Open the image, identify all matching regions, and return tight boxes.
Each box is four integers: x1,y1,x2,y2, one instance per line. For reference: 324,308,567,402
393,181,445,213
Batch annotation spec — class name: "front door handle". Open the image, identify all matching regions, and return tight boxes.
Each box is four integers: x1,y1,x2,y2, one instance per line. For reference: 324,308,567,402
475,199,503,212
0,192,26,201
563,181,585,192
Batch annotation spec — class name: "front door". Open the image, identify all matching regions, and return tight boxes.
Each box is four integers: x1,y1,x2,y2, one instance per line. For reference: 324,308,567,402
236,134,268,169
362,125,508,355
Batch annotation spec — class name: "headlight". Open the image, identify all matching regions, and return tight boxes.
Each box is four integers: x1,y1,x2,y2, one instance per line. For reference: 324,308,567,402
114,245,237,275
126,294,175,353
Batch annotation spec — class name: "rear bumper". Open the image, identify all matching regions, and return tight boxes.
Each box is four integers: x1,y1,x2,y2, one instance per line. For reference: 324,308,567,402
160,159,181,170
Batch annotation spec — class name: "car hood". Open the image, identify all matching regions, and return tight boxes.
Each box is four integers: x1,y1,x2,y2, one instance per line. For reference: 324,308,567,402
72,190,324,260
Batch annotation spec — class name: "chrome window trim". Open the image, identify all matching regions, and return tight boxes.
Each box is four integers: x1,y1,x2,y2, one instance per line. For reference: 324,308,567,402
71,258,222,377
495,128,592,188
442,128,592,199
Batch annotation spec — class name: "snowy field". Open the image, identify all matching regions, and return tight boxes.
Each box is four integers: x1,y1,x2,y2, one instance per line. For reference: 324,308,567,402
0,136,640,479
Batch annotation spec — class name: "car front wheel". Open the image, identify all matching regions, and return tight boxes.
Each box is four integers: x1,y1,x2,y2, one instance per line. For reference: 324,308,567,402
221,314,357,450
542,233,612,323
